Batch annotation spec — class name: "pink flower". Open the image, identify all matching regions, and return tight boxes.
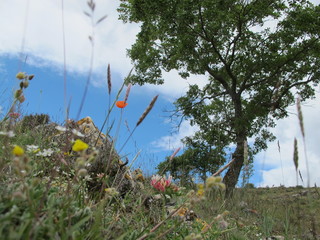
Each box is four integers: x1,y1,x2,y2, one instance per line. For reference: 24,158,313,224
150,174,172,192
9,112,20,119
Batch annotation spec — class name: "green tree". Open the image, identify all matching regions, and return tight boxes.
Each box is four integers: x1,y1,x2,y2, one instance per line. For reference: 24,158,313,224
157,134,226,185
119,0,320,196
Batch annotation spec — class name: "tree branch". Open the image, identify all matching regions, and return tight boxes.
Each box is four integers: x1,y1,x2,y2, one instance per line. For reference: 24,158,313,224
197,3,238,93
240,37,319,93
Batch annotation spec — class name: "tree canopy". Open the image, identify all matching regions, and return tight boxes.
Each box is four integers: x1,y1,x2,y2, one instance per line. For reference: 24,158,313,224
118,0,320,196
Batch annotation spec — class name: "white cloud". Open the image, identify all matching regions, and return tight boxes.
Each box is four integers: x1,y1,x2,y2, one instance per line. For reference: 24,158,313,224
138,70,209,101
256,93,320,187
0,0,139,77
0,0,210,100
151,119,200,151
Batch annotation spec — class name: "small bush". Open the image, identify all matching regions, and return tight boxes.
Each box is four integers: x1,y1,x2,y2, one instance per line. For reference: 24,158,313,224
20,114,50,132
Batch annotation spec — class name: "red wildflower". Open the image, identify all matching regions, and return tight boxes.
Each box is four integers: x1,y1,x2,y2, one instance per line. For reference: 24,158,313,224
116,101,128,108
150,174,172,192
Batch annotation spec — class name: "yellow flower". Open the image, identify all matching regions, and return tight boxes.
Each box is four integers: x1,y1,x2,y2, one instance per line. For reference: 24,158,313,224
196,183,205,197
206,176,225,189
72,139,89,152
16,72,26,79
197,188,205,197
104,188,119,197
12,145,24,156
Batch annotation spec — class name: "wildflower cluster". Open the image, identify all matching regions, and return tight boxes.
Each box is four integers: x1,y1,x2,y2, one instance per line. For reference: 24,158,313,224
150,174,172,192
36,148,54,157
71,139,97,179
11,145,30,177
26,145,40,153
196,183,204,197
206,176,225,190
9,112,20,120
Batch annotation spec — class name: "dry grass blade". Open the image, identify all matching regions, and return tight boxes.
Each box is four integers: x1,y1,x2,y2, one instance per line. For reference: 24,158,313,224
96,14,108,25
296,96,310,187
107,63,111,95
169,147,181,162
213,159,234,176
136,95,159,127
158,147,181,176
137,204,185,240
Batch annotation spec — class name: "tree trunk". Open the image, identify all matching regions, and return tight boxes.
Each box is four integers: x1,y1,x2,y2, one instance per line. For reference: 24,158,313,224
223,94,246,198
223,138,245,198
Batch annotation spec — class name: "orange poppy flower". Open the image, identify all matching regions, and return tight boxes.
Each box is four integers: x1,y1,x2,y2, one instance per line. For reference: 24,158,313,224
116,101,128,108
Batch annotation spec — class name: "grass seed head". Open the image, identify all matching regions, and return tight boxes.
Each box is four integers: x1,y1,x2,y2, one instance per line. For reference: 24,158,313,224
136,95,158,126
293,137,299,171
296,97,305,138
107,63,111,95
124,83,132,103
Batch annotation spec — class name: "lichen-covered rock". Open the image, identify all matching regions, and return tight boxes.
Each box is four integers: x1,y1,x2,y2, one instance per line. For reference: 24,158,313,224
76,116,106,147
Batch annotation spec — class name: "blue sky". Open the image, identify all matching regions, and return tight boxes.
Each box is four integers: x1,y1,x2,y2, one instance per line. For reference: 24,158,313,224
1,0,320,187
1,55,180,174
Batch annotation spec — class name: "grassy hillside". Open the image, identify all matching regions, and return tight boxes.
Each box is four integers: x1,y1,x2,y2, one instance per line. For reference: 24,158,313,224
1,113,320,239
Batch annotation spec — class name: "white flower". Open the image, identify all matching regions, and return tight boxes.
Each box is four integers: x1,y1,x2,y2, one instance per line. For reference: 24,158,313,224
0,131,15,137
36,148,54,157
55,126,67,132
72,129,84,137
26,145,39,153
7,131,15,137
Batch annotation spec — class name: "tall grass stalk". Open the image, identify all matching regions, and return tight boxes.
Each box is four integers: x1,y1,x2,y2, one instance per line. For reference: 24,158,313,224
277,140,285,186
293,137,299,186
296,97,310,187
60,0,68,123
76,4,95,120
95,67,132,147
118,94,159,154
